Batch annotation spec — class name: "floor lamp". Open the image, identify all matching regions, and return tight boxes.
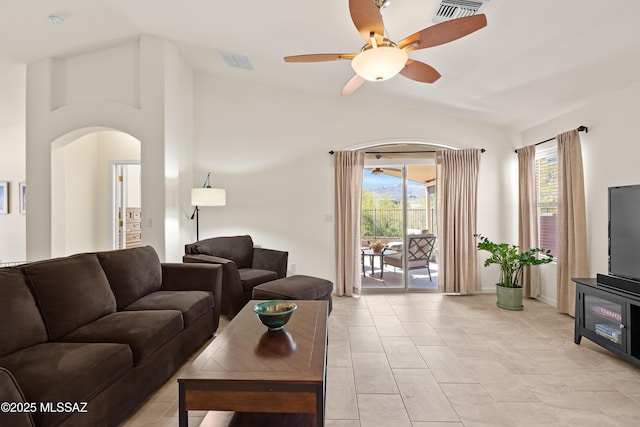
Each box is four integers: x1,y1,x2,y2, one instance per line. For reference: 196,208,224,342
191,173,226,241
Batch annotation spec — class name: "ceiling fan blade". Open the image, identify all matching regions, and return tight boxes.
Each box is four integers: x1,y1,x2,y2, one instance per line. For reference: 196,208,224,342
398,14,487,51
349,0,384,43
341,74,366,96
400,60,441,83
284,53,356,62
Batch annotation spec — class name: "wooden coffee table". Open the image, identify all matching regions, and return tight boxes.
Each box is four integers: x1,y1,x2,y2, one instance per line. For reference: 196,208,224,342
178,300,329,427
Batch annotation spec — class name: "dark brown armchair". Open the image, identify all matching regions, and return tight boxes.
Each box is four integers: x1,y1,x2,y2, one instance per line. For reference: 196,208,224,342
183,235,288,316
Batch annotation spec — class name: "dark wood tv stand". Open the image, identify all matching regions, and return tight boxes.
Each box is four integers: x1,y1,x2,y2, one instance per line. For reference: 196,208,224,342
573,277,640,368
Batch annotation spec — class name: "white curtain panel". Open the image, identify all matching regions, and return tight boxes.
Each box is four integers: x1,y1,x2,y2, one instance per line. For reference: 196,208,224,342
334,151,365,296
518,144,541,298
556,130,588,316
436,149,481,294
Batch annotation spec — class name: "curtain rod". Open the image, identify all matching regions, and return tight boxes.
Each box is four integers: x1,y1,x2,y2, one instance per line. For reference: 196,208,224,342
328,148,486,155
515,125,588,153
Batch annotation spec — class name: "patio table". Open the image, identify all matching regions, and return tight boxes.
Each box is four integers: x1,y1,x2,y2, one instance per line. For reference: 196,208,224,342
361,249,386,278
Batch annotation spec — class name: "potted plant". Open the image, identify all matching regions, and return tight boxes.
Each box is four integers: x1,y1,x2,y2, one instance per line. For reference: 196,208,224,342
475,234,553,310
369,240,386,253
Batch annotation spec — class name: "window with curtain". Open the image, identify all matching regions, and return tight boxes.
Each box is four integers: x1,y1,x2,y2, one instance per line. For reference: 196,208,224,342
536,146,558,257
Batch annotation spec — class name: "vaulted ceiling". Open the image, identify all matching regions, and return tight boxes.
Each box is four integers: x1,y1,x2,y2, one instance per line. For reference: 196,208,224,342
1,0,639,131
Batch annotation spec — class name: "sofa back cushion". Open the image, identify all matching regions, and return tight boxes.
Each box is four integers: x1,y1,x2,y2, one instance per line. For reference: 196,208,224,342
0,268,48,357
97,246,162,309
191,235,254,269
22,253,117,341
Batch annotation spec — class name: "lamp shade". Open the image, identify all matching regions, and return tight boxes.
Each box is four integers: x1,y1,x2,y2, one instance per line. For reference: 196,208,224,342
191,188,226,206
351,46,408,81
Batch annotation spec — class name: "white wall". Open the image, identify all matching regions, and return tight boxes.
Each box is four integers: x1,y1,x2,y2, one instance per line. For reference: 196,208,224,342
193,73,512,288
0,121,26,264
163,44,194,262
52,133,99,256
126,164,142,208
0,56,26,264
25,36,194,262
518,80,640,305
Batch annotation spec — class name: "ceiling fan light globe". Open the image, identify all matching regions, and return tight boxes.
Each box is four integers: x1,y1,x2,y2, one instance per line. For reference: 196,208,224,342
351,46,408,82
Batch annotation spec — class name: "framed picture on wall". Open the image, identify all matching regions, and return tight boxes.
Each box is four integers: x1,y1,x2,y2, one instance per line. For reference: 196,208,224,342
0,181,8,214
19,182,26,214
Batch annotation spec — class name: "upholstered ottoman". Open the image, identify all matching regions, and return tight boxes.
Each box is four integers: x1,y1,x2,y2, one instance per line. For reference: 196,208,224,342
252,275,333,314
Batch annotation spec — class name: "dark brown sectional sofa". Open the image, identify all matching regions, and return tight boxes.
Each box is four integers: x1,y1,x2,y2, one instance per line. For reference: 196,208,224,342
0,246,222,427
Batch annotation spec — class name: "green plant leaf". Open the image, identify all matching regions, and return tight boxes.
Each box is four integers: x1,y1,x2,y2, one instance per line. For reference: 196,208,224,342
475,234,553,287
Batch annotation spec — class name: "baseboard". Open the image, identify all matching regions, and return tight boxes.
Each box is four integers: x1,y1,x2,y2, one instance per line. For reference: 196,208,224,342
538,294,556,307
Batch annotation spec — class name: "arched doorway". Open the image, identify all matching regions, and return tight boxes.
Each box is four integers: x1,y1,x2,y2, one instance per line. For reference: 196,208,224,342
51,129,141,256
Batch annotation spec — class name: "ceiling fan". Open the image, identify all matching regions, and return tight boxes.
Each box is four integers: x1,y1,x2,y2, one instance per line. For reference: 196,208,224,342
284,0,487,95
368,155,402,175
367,166,402,175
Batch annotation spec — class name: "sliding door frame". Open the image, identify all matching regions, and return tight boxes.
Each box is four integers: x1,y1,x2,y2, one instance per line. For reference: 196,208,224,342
361,157,436,294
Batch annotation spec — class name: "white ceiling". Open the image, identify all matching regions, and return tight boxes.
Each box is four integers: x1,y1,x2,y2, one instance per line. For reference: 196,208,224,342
1,0,639,131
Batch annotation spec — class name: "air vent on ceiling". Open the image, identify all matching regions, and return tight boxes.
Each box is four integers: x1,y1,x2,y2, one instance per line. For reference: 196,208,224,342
430,0,489,23
219,52,253,70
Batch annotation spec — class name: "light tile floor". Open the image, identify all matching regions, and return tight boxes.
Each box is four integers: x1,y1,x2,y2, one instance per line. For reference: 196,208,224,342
122,293,640,426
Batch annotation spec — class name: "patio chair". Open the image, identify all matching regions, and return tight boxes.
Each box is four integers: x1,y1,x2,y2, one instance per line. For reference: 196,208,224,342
383,234,436,281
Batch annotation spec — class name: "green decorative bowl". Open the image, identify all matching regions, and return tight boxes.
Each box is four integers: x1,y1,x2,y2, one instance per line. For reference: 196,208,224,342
253,300,297,331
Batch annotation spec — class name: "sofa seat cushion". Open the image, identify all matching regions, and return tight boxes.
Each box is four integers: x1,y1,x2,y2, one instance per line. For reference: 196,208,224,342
21,253,117,341
97,246,163,309
0,367,34,427
0,268,48,357
61,310,183,365
123,291,213,327
238,268,278,292
0,342,131,426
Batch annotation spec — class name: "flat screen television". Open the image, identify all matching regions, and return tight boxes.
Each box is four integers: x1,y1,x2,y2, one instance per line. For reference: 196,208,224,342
609,184,640,283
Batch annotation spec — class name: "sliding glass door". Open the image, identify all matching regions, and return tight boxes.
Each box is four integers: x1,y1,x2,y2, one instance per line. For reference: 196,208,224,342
361,167,405,290
404,165,437,291
361,157,438,292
